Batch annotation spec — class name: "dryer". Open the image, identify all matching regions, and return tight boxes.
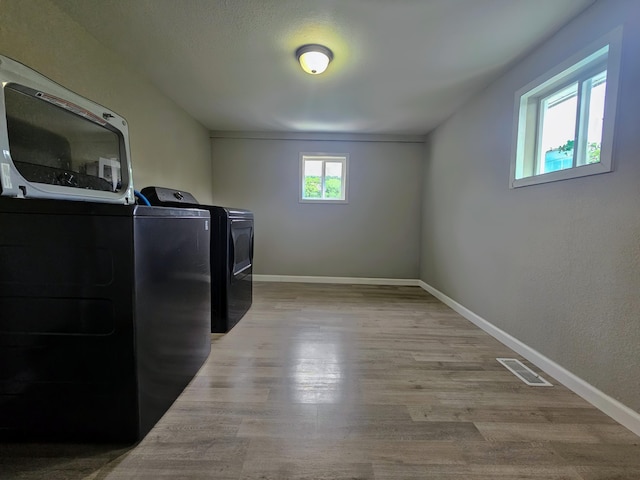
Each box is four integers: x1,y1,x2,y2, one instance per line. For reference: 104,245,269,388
140,187,254,333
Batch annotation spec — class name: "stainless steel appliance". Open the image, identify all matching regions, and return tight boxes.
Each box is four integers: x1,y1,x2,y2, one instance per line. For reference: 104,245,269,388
0,198,211,441
141,186,254,333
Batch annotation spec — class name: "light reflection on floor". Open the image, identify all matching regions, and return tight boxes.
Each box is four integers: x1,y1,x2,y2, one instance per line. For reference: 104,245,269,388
288,330,347,404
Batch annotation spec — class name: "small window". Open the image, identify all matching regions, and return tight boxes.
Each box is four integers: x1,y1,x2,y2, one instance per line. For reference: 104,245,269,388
300,153,348,203
510,27,622,188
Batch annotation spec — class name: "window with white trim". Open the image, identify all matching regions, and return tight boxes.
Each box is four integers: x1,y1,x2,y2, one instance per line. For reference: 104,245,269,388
510,27,622,188
300,153,348,203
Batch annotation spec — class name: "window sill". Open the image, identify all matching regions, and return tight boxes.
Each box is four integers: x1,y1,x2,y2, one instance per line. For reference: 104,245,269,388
511,161,612,188
299,198,349,204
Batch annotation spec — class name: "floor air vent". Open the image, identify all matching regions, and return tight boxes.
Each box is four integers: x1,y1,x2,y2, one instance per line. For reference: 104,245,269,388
497,358,552,386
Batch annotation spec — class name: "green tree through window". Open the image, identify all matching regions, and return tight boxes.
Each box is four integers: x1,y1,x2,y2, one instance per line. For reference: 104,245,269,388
300,153,348,202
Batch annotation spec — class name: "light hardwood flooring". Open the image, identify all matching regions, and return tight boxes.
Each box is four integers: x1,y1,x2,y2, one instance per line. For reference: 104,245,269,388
1,282,639,479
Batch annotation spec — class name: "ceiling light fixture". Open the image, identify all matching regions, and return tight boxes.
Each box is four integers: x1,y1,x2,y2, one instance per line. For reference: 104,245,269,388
296,44,333,75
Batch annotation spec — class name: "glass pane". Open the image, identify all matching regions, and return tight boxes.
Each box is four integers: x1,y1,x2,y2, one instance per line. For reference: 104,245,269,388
539,82,578,174
324,161,343,199
583,71,607,165
303,160,322,198
5,85,123,192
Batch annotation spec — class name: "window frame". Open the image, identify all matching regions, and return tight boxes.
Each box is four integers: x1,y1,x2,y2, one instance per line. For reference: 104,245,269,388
510,27,623,189
299,152,349,204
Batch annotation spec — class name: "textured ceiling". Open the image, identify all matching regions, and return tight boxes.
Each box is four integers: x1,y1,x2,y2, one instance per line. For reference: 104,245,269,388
51,0,595,135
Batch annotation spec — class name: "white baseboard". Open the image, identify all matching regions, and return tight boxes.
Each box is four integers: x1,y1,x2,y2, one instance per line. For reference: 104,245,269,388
418,280,640,437
253,274,420,286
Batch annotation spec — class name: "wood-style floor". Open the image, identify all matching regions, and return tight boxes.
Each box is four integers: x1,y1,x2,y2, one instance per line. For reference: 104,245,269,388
2,282,639,479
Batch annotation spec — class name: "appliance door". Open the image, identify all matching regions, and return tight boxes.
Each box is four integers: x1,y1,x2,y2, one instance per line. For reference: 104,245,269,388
227,217,253,327
229,218,253,278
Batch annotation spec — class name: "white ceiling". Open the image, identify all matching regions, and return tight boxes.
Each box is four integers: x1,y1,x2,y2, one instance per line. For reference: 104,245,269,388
51,0,595,135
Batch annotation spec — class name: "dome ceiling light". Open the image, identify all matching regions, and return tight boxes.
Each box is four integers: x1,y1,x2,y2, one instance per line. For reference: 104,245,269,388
296,44,333,75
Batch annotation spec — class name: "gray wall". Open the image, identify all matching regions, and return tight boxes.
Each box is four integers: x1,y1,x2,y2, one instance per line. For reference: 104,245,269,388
211,135,423,278
8,0,637,417
420,0,640,412
0,0,213,203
